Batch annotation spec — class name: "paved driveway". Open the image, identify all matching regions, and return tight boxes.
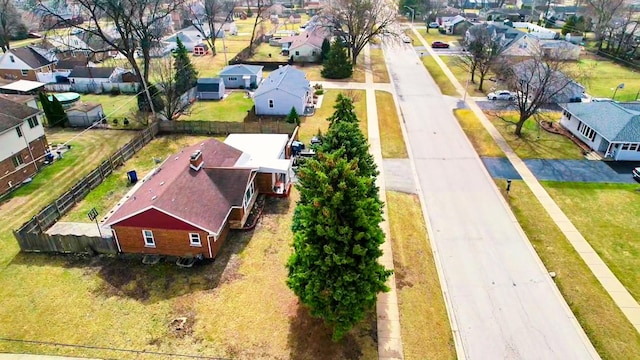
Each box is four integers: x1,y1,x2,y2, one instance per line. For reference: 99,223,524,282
385,37,598,358
482,158,639,183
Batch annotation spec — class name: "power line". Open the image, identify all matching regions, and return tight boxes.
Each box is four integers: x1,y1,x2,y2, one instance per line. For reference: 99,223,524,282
0,337,231,360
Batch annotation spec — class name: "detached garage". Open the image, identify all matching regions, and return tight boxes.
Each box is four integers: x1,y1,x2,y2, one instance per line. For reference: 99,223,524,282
196,78,225,100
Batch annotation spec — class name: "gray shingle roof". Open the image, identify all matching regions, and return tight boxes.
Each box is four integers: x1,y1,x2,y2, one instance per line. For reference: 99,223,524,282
8,47,54,69
564,102,640,142
197,78,221,92
219,64,263,76
68,66,115,79
254,65,309,98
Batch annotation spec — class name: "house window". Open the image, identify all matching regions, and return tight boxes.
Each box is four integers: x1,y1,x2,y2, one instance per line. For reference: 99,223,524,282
16,127,23,137
12,154,24,168
622,143,631,151
189,233,201,247
630,144,639,151
577,121,596,142
228,77,237,81
21,70,28,76
566,113,571,120
312,51,316,56
243,181,255,208
295,51,300,56
9,55,15,63
268,99,274,108
27,116,39,128
142,230,155,247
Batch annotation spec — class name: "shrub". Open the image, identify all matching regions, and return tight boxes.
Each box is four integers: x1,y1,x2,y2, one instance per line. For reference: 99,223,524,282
110,87,121,96
314,89,324,95
286,107,300,125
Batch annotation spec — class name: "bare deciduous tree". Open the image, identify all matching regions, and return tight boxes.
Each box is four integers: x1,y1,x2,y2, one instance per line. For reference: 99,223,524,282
324,0,396,64
493,49,589,137
0,0,27,52
248,0,266,56
37,0,185,113
186,0,236,56
150,58,192,121
455,24,503,92
583,0,625,45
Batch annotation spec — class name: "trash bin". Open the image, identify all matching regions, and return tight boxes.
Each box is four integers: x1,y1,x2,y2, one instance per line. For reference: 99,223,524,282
127,170,138,184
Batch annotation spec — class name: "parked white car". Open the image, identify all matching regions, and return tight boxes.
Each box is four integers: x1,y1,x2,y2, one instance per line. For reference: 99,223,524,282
401,35,412,43
487,90,516,101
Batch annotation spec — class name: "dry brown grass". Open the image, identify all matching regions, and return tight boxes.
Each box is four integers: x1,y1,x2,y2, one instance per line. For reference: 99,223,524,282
497,179,640,359
299,89,368,144
370,48,390,83
386,191,456,360
453,109,504,157
376,91,407,158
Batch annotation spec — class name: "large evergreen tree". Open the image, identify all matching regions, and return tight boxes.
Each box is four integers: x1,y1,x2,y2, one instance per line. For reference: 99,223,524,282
320,38,331,61
321,41,353,79
173,37,199,94
38,92,53,127
287,150,392,341
326,93,358,126
50,96,68,127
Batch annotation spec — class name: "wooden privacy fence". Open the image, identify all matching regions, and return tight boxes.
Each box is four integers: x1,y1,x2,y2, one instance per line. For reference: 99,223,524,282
13,123,159,254
158,120,297,135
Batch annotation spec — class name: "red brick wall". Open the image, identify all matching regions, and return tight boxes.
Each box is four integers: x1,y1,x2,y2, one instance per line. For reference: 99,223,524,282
112,225,229,259
0,69,40,82
0,135,49,194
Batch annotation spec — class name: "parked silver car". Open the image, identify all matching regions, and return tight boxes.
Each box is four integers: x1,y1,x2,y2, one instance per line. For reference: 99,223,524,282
487,90,516,101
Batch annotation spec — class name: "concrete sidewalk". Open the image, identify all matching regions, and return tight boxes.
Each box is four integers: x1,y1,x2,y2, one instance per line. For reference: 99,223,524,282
361,46,404,360
411,26,640,334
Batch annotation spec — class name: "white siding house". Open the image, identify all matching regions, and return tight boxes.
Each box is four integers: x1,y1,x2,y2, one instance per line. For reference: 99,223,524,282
253,65,311,116
560,102,640,161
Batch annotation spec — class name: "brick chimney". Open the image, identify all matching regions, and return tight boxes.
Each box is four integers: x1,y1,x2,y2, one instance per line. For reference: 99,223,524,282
189,150,203,171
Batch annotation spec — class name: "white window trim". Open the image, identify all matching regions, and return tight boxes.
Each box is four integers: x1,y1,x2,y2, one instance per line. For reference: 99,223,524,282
189,232,202,247
142,229,155,247
21,69,28,76
243,181,255,209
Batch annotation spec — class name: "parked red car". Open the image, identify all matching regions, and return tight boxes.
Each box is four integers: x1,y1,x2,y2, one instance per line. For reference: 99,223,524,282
431,41,450,49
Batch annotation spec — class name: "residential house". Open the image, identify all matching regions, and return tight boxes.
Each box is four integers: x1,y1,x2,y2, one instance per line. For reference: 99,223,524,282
0,96,48,195
512,59,584,103
224,134,293,195
219,64,264,89
164,26,224,52
546,6,585,21
441,15,473,35
280,32,325,62
66,102,105,127
0,80,46,95
288,13,302,24
43,35,91,57
263,4,286,18
68,66,118,91
196,78,225,100
105,139,259,259
75,30,120,62
0,47,55,82
560,102,640,161
253,65,311,116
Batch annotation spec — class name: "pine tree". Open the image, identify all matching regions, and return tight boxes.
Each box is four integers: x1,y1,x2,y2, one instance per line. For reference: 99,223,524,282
321,38,331,61
321,41,353,79
326,93,358,126
173,37,199,94
562,15,576,35
38,92,53,127
286,106,300,125
50,95,68,127
287,150,392,341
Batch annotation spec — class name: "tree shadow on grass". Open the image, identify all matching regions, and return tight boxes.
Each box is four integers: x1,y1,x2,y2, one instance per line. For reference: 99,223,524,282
287,304,378,360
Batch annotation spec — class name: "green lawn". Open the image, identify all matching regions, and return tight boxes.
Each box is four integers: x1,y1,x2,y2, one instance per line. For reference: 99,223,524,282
453,109,504,157
0,128,136,267
417,29,463,47
377,91,407,158
59,135,215,223
79,94,138,123
249,43,289,61
299,89,367,144
574,58,640,102
498,179,640,359
387,191,456,360
421,56,458,96
543,182,640,303
179,92,254,122
487,111,584,159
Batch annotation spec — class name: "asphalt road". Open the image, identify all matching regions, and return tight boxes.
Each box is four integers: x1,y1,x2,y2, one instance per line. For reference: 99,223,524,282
383,43,599,359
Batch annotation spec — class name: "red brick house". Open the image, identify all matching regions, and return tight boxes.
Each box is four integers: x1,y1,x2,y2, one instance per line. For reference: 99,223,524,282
0,95,48,195
105,139,259,259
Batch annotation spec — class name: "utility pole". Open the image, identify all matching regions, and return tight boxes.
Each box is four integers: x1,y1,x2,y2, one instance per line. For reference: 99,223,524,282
404,6,415,25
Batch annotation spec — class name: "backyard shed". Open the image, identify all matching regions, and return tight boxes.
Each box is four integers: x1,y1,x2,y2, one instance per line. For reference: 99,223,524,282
196,78,225,100
66,102,104,127
193,43,209,56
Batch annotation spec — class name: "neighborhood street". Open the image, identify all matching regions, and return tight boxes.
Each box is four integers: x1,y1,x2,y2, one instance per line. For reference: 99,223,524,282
383,42,600,359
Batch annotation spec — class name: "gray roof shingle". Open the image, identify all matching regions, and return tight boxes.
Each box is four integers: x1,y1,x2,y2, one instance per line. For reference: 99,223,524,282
254,65,309,98
8,47,54,69
564,102,640,142
219,64,263,76
68,66,115,79
0,97,41,133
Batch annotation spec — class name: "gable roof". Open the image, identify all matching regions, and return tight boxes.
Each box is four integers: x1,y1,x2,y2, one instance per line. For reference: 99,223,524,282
68,66,115,79
105,139,255,234
0,97,41,133
563,102,640,142
289,32,325,51
7,47,54,69
219,64,264,76
56,58,89,70
254,65,309,98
